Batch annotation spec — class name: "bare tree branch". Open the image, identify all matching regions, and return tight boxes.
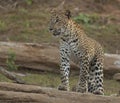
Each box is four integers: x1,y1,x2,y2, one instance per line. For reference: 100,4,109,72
0,66,25,84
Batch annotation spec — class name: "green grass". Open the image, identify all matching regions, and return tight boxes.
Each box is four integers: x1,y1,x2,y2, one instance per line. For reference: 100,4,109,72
0,20,7,32
104,79,120,95
0,74,12,82
22,73,60,88
0,71,119,95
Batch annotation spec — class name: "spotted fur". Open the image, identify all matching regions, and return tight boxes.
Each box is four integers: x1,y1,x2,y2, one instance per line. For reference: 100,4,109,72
49,8,104,95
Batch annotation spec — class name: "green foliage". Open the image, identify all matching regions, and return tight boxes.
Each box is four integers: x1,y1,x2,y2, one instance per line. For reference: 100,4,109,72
19,8,28,14
74,13,100,25
74,13,90,24
6,50,18,71
25,0,33,5
0,20,6,31
22,20,31,28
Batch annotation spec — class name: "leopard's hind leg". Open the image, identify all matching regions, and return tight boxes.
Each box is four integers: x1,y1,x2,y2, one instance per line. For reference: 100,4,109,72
88,67,96,93
76,57,90,93
89,56,104,95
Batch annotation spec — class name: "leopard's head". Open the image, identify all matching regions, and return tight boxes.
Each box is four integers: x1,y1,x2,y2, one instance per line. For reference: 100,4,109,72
48,1,71,36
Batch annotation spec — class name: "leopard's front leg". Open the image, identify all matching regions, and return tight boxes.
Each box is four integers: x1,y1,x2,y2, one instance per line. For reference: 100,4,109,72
58,41,70,91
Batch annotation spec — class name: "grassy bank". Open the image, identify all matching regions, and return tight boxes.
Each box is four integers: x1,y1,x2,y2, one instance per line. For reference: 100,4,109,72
0,4,119,53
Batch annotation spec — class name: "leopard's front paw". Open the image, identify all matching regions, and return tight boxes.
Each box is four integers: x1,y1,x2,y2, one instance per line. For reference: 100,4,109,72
57,84,69,91
76,86,88,93
93,89,104,95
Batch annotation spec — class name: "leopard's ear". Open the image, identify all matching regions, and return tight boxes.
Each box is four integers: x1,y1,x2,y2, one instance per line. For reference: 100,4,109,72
57,1,65,10
65,10,71,19
50,8,55,13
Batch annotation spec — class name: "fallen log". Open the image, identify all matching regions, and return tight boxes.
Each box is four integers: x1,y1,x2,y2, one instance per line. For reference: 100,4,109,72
0,66,25,84
0,42,120,76
0,82,120,103
0,42,61,73
104,53,120,78
113,73,120,81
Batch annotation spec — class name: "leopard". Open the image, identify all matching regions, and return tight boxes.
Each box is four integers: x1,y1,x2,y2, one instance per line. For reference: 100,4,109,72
48,3,104,95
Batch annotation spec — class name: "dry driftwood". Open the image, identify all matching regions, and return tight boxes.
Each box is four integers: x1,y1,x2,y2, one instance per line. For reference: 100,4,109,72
0,42,120,76
0,82,120,103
